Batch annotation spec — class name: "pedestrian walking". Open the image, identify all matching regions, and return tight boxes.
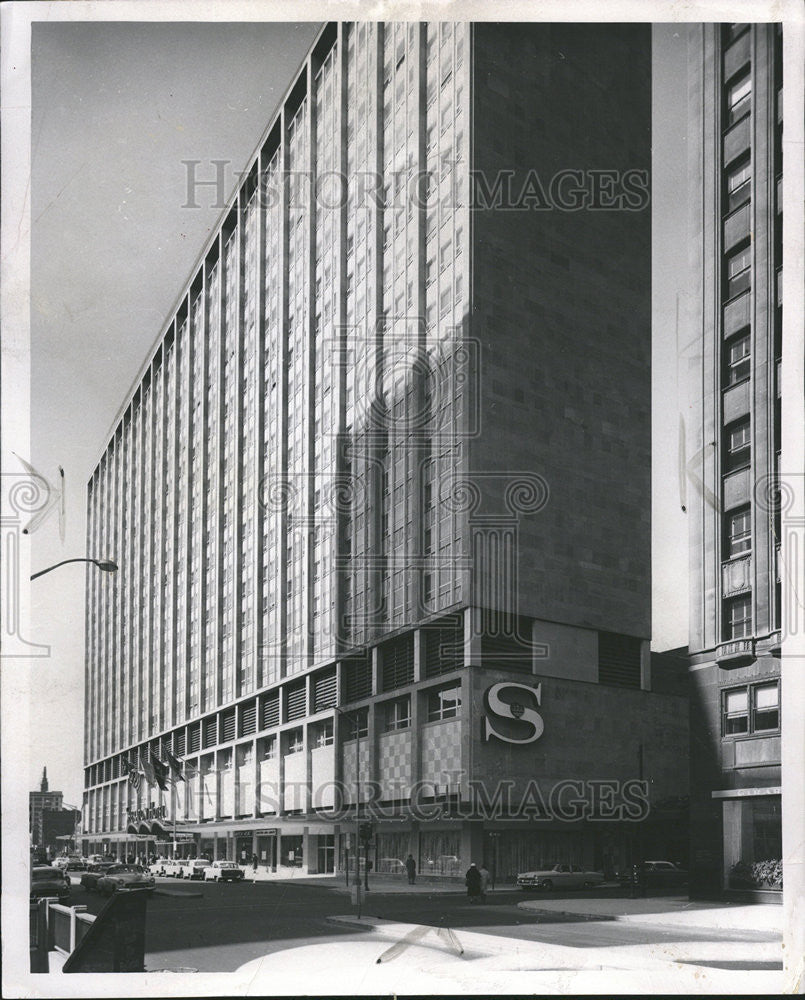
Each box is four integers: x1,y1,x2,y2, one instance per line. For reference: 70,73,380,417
251,853,258,873
479,863,490,903
405,854,416,885
465,862,482,903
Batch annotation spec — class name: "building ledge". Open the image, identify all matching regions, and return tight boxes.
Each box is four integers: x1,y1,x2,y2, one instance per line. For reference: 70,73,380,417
715,638,755,668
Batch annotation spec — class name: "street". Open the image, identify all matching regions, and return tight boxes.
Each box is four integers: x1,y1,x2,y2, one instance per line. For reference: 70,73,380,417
67,877,782,978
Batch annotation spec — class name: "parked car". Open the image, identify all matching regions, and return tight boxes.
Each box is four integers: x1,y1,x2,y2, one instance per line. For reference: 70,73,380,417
149,857,172,877
52,856,69,870
96,864,155,895
31,866,71,904
204,861,245,882
375,858,406,875
80,862,118,892
617,861,689,889
177,858,211,880
66,857,87,871
517,863,605,892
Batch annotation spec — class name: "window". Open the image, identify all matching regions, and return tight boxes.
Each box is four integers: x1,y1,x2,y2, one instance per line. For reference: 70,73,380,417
726,505,751,556
724,593,752,639
723,680,779,736
726,72,751,126
725,419,750,472
753,682,780,732
426,683,461,721
286,729,303,754
723,23,749,44
342,706,368,740
726,159,751,212
383,696,411,732
726,245,751,298
312,720,334,748
724,329,750,386
723,689,748,734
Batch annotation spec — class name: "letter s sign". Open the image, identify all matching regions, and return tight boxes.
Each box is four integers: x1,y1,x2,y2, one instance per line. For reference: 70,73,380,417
483,682,544,745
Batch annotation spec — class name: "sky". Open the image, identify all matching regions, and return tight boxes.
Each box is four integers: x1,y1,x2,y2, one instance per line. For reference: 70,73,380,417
22,17,690,808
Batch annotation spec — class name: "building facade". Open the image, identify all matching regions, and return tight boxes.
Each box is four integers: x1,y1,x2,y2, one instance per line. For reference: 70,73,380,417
82,22,688,878
30,768,65,853
686,22,783,897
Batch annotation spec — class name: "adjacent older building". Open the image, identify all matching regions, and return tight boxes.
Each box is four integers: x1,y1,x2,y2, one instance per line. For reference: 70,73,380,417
82,21,688,879
686,22,783,898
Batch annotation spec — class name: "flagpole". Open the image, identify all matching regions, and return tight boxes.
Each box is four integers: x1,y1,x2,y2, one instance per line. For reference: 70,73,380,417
172,777,177,859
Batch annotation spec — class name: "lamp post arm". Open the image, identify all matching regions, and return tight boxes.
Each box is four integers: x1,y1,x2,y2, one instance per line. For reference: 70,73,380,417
31,557,117,581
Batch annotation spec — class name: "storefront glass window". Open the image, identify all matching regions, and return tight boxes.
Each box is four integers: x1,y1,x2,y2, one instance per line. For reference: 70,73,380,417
419,830,462,874
725,796,782,891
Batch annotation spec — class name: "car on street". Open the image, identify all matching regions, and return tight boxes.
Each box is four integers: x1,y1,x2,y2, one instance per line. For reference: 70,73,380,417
517,863,605,891
177,858,211,880
66,857,87,871
80,862,118,892
617,860,689,889
96,864,155,895
31,866,71,904
204,861,245,882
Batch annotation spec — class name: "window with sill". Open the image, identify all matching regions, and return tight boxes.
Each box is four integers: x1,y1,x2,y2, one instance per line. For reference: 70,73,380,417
723,593,752,640
725,158,751,213
726,71,751,126
725,505,751,557
426,683,461,721
383,696,411,733
725,244,751,299
724,329,750,386
724,418,751,473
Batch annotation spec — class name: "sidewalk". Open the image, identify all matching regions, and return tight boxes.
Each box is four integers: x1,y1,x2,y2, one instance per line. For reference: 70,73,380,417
239,869,470,893
517,894,783,933
319,913,782,994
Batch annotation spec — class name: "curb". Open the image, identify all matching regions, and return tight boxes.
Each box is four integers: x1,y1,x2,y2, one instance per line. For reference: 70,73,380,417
516,901,783,934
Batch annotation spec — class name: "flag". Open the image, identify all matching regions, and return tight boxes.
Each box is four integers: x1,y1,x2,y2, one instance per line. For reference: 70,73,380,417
152,757,170,791
164,749,186,782
122,759,141,792
141,758,157,788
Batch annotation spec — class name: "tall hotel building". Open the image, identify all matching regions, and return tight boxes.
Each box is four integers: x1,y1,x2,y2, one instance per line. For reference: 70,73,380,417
82,22,688,878
686,22,784,897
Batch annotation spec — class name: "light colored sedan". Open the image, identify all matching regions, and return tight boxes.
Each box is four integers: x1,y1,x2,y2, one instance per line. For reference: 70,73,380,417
96,864,155,895
204,860,245,882
517,863,605,892
178,858,211,880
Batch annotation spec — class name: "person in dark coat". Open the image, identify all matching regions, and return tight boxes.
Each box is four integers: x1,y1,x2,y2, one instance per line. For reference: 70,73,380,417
465,862,482,902
405,854,416,885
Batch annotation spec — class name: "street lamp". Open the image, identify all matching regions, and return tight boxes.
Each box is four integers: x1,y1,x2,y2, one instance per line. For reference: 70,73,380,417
31,557,118,581
333,705,366,918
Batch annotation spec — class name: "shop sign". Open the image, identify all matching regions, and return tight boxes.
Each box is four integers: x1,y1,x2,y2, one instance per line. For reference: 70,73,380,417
255,828,278,836
483,681,544,745
126,804,168,822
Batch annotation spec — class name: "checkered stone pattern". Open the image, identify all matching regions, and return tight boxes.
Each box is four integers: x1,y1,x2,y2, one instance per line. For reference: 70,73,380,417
378,730,412,799
420,719,463,789
341,741,371,802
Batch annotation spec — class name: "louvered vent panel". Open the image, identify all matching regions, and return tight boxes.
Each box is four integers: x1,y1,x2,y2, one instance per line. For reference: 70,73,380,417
286,682,307,721
313,669,337,712
262,691,280,729
239,701,257,736
598,631,642,688
381,634,414,692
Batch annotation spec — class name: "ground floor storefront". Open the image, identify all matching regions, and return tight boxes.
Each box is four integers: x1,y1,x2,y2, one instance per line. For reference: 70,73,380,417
84,809,688,882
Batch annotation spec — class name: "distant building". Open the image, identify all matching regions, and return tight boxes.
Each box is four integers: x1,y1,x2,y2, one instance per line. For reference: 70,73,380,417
82,21,688,877
686,22,783,898
29,767,64,851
